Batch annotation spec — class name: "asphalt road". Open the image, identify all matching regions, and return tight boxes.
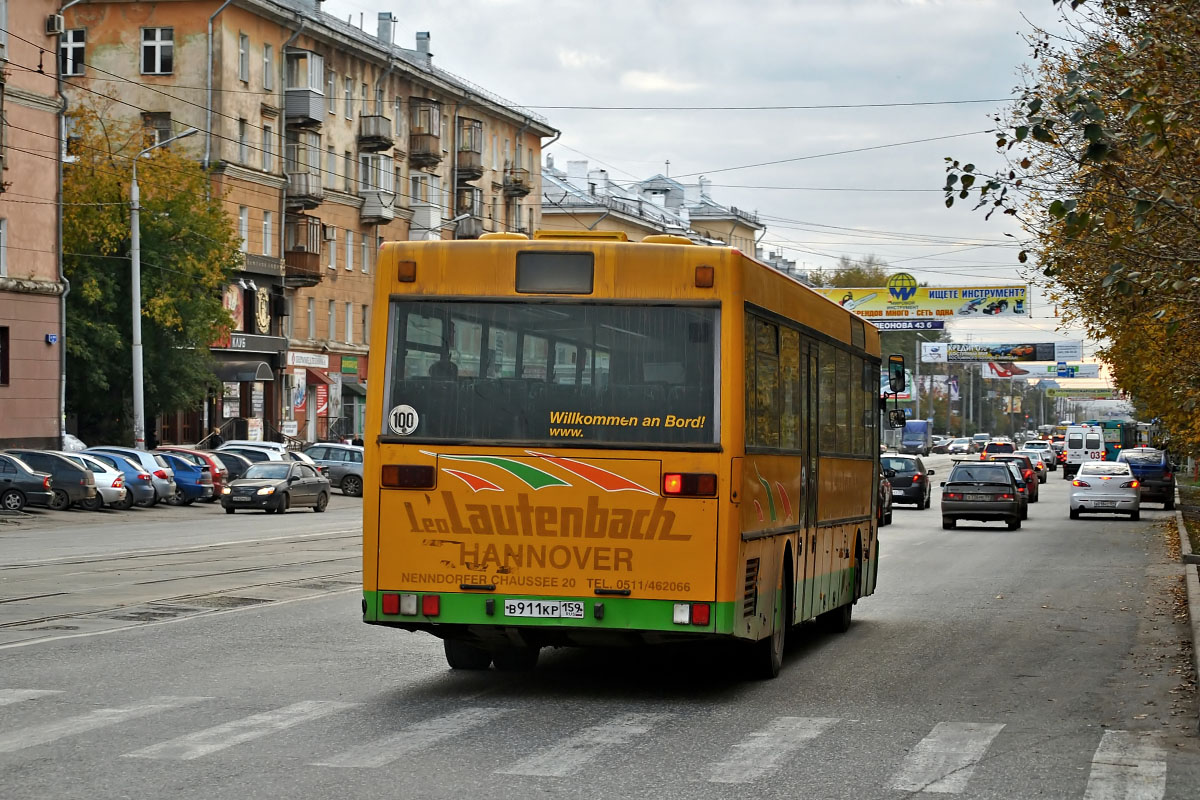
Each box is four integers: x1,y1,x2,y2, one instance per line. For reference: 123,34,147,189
1,455,1197,799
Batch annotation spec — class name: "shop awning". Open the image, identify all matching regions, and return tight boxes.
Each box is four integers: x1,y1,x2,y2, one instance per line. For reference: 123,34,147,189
213,360,274,382
342,379,367,396
305,368,332,385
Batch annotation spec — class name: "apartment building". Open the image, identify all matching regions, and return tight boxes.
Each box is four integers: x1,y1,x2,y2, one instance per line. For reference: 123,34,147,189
542,157,764,251
0,0,66,448
62,0,555,443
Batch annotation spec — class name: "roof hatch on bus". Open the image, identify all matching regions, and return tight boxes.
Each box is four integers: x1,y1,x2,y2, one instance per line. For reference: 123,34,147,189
516,251,594,294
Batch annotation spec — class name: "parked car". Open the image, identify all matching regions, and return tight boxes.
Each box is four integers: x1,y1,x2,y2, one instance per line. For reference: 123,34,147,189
61,433,88,452
940,461,1023,530
159,446,228,500
303,443,364,496
877,467,894,526
220,440,288,452
155,452,214,505
947,437,976,456
980,441,1016,461
202,449,252,481
5,449,97,511
221,461,331,514
1115,447,1176,510
81,450,157,508
880,454,934,508
1015,449,1049,484
86,447,176,506
55,451,129,510
0,453,54,512
1021,439,1057,472
989,454,1040,503
216,445,287,464
1070,461,1141,520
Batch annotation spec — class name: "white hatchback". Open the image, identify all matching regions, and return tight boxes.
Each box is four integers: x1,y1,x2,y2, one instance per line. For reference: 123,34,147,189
1069,461,1141,521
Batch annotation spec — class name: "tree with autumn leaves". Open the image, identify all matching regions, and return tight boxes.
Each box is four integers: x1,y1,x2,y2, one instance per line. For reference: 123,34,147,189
945,0,1200,454
64,103,240,444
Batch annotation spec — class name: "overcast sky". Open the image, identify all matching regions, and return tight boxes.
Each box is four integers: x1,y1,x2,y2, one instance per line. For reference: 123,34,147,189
322,0,1091,351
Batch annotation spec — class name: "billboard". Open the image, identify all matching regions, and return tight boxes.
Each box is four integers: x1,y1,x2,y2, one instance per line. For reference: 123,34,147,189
922,342,1084,363
812,273,1028,320
1046,387,1117,400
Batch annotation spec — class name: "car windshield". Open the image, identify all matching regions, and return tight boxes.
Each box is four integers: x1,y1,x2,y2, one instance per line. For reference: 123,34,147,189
985,443,1014,453
1016,451,1043,462
1025,441,1050,449
949,465,1010,483
951,438,970,444
1079,463,1132,476
1119,450,1165,465
244,464,291,480
881,457,916,472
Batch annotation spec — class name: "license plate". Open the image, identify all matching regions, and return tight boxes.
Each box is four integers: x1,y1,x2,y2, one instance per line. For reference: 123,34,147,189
232,496,251,502
1094,500,1117,508
503,600,584,619
964,494,992,501
892,490,903,496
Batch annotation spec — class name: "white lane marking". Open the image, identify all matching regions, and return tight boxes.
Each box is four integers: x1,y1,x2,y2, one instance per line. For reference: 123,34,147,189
0,689,61,707
314,707,509,768
892,721,1005,793
707,716,839,784
1083,730,1167,800
124,700,357,761
496,712,671,777
0,696,206,754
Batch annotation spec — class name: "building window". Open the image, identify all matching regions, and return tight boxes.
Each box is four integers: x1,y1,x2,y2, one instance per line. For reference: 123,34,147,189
262,211,273,256
362,304,370,344
238,207,249,252
143,112,172,145
394,97,403,137
285,51,324,91
328,301,336,341
262,44,274,90
60,29,86,76
285,297,293,339
325,145,336,190
361,83,369,116
491,134,498,170
343,151,353,192
345,302,353,344
0,218,6,277
359,153,394,192
326,70,336,115
141,28,173,75
328,227,337,270
361,237,368,273
238,119,248,163
374,85,383,114
345,230,354,271
0,326,8,387
261,124,273,171
343,78,353,120
238,33,249,81
307,298,315,339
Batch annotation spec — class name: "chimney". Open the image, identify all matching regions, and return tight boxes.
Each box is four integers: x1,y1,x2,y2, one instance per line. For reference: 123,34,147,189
699,176,712,197
546,154,555,171
416,32,432,67
683,182,701,205
377,12,395,45
566,160,588,192
588,168,610,194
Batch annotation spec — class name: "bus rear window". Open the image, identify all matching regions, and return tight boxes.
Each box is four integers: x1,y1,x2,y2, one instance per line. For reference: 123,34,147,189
384,301,718,447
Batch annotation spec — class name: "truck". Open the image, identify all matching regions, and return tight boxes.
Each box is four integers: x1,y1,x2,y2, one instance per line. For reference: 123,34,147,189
900,419,933,456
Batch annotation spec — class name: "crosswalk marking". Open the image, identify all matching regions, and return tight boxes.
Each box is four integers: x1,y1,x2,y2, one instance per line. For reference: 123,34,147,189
313,707,509,768
707,716,839,784
892,721,1005,793
0,696,205,754
0,689,61,708
1082,730,1166,800
123,700,356,761
496,712,671,778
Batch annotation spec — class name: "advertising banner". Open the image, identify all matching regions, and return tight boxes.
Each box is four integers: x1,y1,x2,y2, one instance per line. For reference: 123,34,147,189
1045,387,1117,400
945,342,1084,363
1029,363,1100,378
879,369,915,400
812,273,1027,319
292,368,307,412
315,384,329,417
983,362,1033,379
921,342,948,363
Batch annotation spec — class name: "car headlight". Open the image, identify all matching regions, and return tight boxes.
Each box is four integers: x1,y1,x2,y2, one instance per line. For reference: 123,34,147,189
256,487,275,495
221,487,232,495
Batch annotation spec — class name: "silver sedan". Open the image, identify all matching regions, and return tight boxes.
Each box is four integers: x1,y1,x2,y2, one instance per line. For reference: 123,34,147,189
1069,461,1141,521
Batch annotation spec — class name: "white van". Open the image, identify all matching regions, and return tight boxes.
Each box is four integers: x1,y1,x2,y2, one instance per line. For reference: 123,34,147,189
1063,424,1105,479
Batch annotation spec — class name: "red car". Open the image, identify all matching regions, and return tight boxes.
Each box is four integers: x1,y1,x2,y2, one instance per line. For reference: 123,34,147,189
158,446,228,501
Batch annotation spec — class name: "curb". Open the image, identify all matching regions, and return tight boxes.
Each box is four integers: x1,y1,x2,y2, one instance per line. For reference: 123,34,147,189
1175,510,1200,733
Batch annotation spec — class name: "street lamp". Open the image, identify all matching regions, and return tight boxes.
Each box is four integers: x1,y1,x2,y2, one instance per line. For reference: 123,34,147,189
130,127,199,449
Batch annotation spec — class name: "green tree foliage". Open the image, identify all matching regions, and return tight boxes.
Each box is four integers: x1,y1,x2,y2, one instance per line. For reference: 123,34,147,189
64,105,239,444
943,0,1200,453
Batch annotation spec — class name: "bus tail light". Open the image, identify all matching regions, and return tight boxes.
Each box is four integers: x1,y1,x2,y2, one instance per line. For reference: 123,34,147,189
690,603,710,626
673,603,710,625
381,464,436,489
397,260,417,282
381,594,400,614
694,265,714,288
662,473,717,497
421,594,440,616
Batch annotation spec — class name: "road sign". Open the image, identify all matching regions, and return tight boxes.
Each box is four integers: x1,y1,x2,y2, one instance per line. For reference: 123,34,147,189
1057,361,1070,377
873,320,946,331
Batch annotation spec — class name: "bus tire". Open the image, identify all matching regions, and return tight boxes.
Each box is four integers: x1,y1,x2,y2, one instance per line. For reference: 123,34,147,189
752,555,790,679
821,602,853,634
443,639,492,670
492,644,539,671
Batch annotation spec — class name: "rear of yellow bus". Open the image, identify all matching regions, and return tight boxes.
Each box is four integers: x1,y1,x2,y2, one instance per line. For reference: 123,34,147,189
362,234,739,670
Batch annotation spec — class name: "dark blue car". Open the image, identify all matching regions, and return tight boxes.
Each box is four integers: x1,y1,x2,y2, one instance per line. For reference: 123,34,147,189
155,452,214,506
1116,447,1176,509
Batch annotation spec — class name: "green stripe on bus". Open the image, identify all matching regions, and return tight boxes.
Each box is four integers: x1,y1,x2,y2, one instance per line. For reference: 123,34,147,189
437,455,570,490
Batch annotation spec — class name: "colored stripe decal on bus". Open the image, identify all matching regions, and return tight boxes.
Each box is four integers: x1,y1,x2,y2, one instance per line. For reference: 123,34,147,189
421,452,570,490
753,500,764,522
775,482,792,521
526,451,655,495
441,468,503,493
755,465,777,522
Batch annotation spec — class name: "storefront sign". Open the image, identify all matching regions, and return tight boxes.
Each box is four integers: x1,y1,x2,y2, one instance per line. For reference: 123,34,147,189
223,284,244,332
292,368,307,412
222,382,240,419
812,275,1028,319
212,332,286,353
328,371,343,420
246,418,263,441
341,356,359,374
251,383,264,418
287,352,329,369
316,384,329,416
280,420,299,437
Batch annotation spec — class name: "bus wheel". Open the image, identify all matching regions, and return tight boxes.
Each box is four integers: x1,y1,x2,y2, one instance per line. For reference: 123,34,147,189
443,639,492,670
821,602,853,634
492,644,540,672
752,560,789,679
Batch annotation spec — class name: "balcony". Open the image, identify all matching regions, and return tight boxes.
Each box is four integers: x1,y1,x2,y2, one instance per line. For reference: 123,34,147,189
242,253,284,278
456,148,483,182
455,216,483,239
409,133,442,169
360,190,395,224
455,186,483,240
284,249,323,288
285,52,325,128
503,166,532,197
358,114,394,153
456,118,484,182
286,170,324,209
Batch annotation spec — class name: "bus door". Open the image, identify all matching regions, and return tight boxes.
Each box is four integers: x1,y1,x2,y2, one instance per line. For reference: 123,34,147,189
801,350,819,620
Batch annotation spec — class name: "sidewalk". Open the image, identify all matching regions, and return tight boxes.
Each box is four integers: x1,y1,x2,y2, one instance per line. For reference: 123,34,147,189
1175,504,1200,732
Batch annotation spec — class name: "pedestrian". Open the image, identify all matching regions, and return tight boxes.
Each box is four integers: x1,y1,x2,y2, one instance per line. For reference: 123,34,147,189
146,428,159,450
209,427,224,448
352,436,364,447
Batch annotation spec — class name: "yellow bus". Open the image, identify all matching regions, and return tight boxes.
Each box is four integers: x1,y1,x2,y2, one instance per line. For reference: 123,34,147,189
363,231,892,677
